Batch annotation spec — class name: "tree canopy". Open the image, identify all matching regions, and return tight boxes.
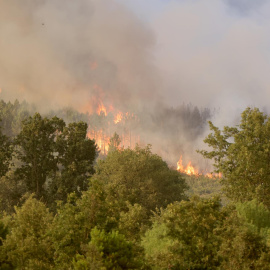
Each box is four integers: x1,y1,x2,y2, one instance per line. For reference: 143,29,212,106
92,145,188,214
199,107,270,208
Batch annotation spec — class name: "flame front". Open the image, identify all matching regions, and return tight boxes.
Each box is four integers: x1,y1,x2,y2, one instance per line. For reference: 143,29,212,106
177,155,222,178
177,156,198,175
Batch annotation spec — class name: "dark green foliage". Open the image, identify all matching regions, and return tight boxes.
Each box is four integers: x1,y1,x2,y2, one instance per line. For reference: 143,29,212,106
0,220,8,246
93,145,188,215
0,172,28,213
0,126,12,178
50,193,87,268
73,228,140,269
11,113,97,206
49,121,98,202
199,107,270,208
14,113,65,198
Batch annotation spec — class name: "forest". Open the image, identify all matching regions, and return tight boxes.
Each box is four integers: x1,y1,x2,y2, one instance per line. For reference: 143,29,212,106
1,100,270,269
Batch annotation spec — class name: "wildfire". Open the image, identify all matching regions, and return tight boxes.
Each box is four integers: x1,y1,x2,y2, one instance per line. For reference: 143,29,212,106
114,112,123,124
177,156,199,176
82,81,140,155
177,155,222,178
97,101,107,116
205,172,222,179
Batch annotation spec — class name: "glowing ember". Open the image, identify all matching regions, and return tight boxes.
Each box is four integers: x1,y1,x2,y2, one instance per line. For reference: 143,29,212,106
97,102,107,116
205,172,222,179
114,112,123,124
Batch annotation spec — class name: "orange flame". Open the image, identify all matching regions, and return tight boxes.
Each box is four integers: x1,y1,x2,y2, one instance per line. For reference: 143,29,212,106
205,172,222,179
97,101,107,116
114,112,123,124
177,155,222,178
177,156,199,175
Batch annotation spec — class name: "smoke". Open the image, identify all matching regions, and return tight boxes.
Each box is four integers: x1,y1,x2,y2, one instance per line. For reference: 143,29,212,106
150,0,270,125
2,0,270,168
0,0,160,112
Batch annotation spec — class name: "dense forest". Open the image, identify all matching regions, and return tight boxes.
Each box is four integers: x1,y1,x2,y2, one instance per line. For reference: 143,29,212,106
1,100,270,269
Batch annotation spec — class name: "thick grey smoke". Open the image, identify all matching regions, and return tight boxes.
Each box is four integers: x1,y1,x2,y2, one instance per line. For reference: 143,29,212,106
0,0,160,112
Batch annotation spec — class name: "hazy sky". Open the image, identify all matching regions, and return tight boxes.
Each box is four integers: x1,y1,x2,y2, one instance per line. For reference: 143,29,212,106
118,0,270,118
1,0,270,120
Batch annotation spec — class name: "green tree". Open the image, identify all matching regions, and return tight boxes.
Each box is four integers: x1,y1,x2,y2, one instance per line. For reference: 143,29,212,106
159,197,226,269
219,210,270,270
2,196,54,269
199,107,270,207
14,113,65,198
92,145,187,215
0,218,12,269
72,227,139,269
108,132,121,152
0,172,27,213
49,121,98,202
236,199,270,241
143,196,270,269
50,193,87,268
0,125,12,177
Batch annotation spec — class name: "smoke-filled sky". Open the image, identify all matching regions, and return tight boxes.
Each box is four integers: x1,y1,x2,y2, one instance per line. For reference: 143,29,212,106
1,0,270,120
119,0,270,119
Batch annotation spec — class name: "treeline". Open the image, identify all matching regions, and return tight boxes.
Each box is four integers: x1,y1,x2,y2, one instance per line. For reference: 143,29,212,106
0,102,270,269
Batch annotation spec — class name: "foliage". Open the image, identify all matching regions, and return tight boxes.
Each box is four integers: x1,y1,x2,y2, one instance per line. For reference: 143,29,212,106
50,194,87,268
2,196,54,269
48,121,98,202
0,172,28,213
219,210,270,269
0,99,35,138
184,174,223,199
236,199,270,242
108,132,121,153
11,113,98,206
118,202,149,242
0,127,12,178
199,107,270,208
73,227,139,269
160,196,226,269
14,113,65,198
92,145,188,215
143,196,270,269
142,221,175,269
